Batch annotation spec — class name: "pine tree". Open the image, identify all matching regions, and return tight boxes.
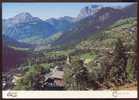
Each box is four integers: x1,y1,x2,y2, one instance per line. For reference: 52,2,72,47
64,58,89,90
112,38,128,85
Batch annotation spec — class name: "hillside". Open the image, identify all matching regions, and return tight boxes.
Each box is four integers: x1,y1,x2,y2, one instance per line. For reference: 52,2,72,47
76,17,137,50
2,45,31,72
3,35,35,48
63,17,137,90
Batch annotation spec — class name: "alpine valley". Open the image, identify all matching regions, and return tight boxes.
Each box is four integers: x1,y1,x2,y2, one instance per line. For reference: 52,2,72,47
2,3,137,91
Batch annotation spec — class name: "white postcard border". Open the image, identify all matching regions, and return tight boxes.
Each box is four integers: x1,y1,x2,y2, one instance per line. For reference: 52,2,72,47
2,90,137,99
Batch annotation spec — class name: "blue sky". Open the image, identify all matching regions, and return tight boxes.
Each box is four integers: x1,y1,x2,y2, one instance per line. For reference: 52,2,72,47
2,3,134,20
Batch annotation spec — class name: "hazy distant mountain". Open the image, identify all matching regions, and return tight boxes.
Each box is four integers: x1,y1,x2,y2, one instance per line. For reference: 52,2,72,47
46,16,75,32
4,12,41,26
3,12,57,44
3,12,75,45
53,4,137,47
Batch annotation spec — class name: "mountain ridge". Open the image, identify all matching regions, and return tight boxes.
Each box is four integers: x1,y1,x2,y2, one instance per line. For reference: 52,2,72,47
52,4,137,47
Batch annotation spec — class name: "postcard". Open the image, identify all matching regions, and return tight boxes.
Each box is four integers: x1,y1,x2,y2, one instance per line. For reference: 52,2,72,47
2,1,138,99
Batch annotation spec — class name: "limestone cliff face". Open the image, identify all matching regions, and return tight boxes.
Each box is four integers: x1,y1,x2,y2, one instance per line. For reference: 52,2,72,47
77,5,102,21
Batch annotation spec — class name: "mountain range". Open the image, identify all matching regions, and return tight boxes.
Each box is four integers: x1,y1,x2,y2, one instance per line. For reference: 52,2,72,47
3,13,75,45
3,3,137,47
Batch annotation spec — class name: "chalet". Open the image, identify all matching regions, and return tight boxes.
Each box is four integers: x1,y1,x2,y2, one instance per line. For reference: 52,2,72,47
44,70,64,89
50,71,64,86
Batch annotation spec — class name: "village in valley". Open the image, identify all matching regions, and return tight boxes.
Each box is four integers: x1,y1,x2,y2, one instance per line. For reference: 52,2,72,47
3,55,67,90
2,3,137,90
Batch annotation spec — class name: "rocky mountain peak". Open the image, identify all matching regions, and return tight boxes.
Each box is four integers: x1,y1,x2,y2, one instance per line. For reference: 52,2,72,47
8,12,41,25
14,12,32,19
77,5,102,20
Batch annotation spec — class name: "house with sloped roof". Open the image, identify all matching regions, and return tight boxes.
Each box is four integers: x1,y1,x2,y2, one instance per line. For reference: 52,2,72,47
49,71,64,87
44,69,64,90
